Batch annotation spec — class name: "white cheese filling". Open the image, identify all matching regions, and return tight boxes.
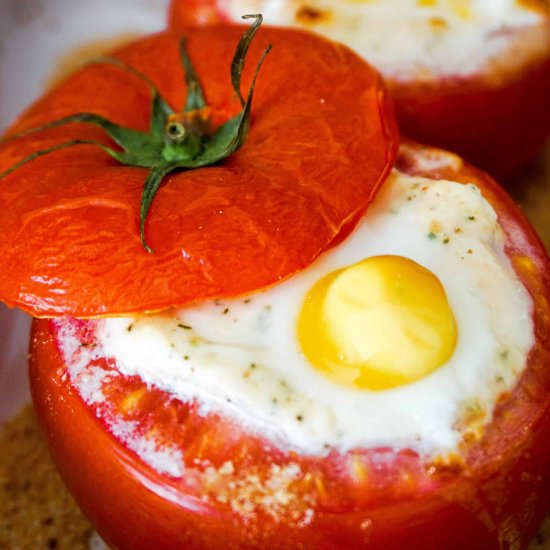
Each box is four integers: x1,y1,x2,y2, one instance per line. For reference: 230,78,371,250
216,0,548,79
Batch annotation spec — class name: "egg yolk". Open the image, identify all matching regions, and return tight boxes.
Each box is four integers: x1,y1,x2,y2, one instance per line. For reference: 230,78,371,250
297,255,457,390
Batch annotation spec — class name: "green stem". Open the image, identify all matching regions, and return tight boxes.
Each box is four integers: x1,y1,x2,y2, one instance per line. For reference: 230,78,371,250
0,139,122,179
140,165,176,253
231,14,264,106
179,38,207,112
0,15,271,253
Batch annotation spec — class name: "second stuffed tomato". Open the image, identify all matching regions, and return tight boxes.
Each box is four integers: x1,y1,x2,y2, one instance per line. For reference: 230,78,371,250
168,0,550,180
30,142,550,550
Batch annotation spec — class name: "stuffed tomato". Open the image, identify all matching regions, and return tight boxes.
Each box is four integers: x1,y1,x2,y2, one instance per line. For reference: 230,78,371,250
29,140,550,550
168,0,550,180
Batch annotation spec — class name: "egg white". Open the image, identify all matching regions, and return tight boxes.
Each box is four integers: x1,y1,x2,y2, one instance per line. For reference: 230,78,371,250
83,169,534,457
215,0,548,79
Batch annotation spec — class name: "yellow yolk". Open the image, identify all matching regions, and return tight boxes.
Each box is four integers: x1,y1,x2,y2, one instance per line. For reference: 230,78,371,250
298,255,457,390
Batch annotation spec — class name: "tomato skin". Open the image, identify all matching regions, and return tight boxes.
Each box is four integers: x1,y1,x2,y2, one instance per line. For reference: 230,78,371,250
391,57,550,181
168,0,550,180
29,143,550,549
0,26,398,318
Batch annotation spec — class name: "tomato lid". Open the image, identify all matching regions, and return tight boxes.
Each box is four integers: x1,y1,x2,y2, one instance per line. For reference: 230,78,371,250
0,23,398,317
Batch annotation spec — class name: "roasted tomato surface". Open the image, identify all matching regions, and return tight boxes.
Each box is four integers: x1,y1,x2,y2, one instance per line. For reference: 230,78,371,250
30,143,550,550
0,24,397,318
168,0,550,180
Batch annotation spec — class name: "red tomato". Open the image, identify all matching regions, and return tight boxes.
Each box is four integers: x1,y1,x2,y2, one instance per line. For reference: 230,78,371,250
0,25,397,318
391,60,550,182
29,142,550,549
168,0,550,180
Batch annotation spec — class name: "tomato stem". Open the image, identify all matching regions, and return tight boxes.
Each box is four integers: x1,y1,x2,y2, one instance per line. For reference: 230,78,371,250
180,38,207,112
0,14,271,253
0,139,121,180
231,14,264,106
